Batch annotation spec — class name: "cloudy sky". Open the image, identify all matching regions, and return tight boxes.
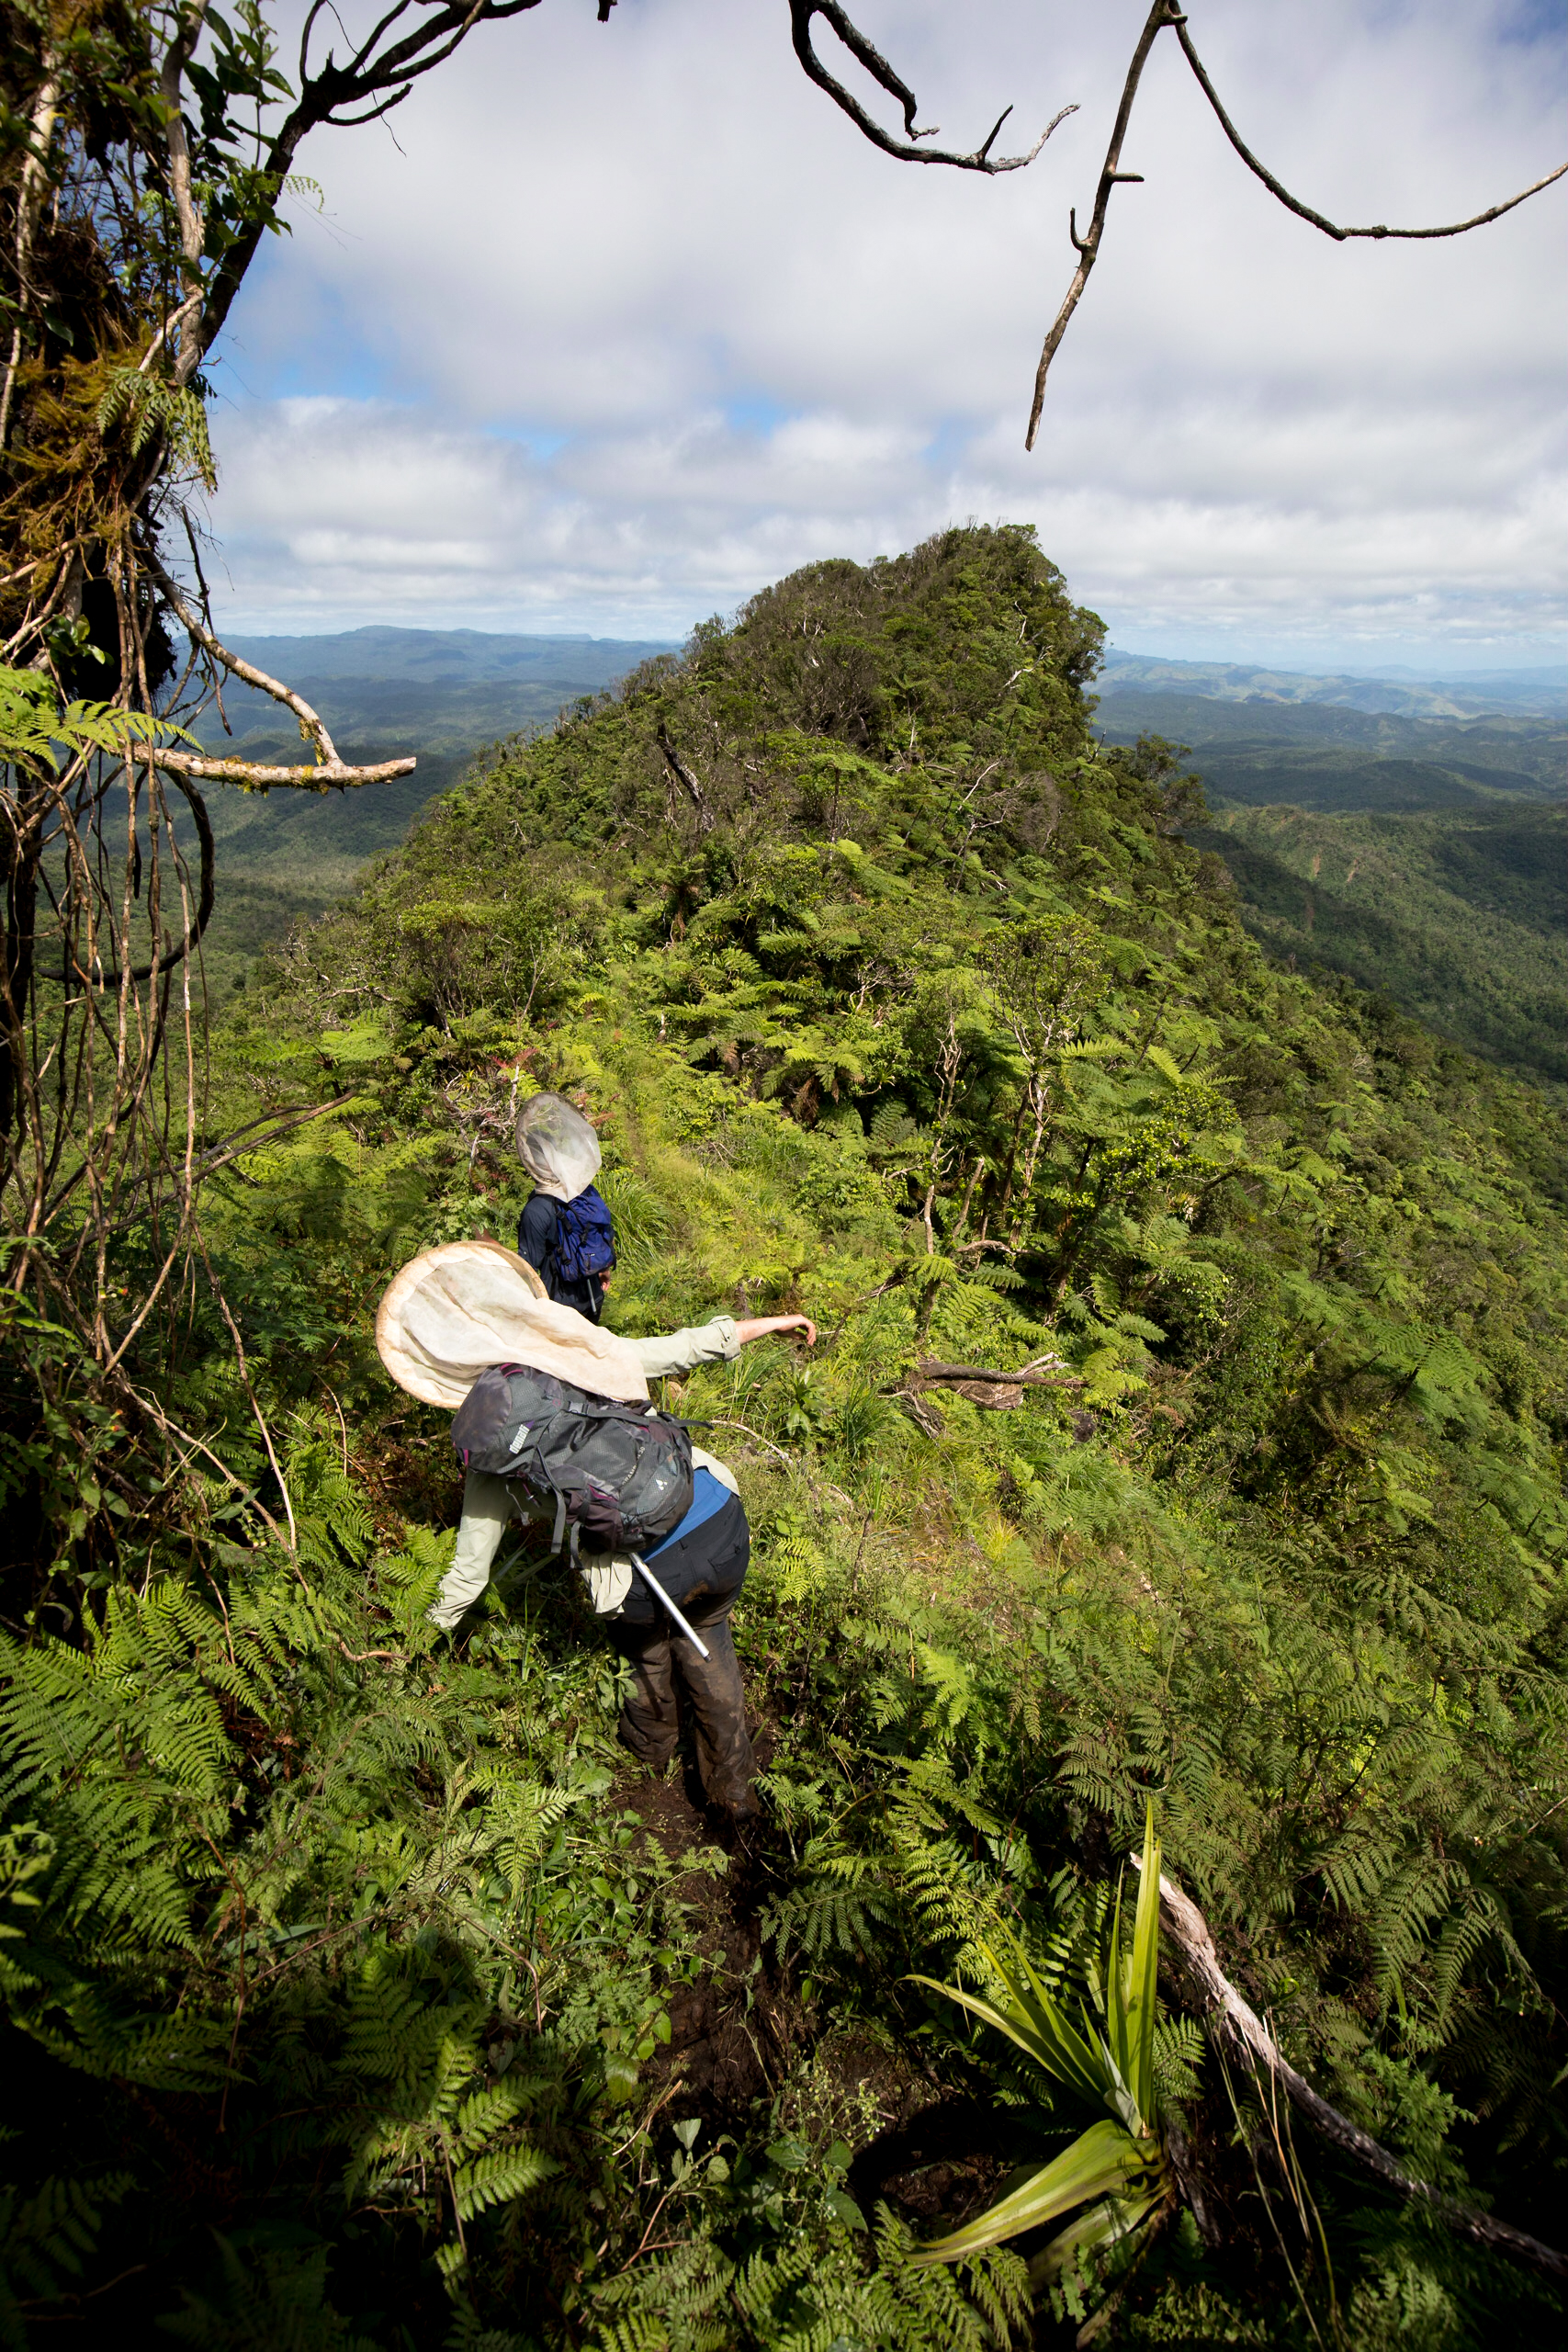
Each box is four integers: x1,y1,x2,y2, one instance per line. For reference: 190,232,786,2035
203,0,1566,668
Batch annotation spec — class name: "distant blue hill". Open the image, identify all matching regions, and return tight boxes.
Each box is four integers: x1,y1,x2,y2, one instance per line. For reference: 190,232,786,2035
220,625,678,688
1099,650,1567,722
194,625,679,788
1096,654,1564,812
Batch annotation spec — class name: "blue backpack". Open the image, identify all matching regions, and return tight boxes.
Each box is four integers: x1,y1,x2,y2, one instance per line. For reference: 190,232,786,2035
552,1184,617,1283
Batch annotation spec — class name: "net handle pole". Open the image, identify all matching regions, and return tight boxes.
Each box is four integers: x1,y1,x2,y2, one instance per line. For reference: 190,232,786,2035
628,1552,712,1659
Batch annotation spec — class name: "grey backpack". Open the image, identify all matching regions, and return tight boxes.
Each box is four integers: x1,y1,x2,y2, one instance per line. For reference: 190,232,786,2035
451,1363,694,1558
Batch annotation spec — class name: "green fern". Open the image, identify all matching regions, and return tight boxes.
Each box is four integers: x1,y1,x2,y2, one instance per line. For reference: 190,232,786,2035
585,2216,1031,2351
157,2235,378,2349
96,364,217,489
0,2169,131,2334
451,2147,555,2221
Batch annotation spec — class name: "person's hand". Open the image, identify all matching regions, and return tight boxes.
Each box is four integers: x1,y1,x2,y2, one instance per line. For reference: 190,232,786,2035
734,1313,817,1348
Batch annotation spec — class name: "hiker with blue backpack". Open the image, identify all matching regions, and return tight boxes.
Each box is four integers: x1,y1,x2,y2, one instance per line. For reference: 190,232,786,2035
376,1233,815,1830
513,1092,618,1322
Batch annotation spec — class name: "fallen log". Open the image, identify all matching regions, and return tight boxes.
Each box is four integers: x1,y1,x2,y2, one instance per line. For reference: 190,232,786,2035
1139,1860,1568,2284
892,1356,1091,1414
893,1389,948,1439
949,1380,1025,1408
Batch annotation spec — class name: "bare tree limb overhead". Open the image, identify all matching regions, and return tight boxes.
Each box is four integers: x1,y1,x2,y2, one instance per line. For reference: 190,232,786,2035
790,0,1077,173
805,0,1567,445
1171,16,1568,247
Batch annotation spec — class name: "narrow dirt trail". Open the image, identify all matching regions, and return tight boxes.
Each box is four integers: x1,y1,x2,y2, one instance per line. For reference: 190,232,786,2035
616,1755,1022,2236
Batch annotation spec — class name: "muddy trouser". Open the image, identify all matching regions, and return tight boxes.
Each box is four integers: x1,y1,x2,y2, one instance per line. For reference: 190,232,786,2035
611,1492,754,1807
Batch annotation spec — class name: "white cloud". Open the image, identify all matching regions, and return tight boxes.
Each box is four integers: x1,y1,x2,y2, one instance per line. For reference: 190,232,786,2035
204,0,1567,664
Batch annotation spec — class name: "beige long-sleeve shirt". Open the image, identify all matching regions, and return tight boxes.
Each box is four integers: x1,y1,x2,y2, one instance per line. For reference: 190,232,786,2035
427,1316,741,1628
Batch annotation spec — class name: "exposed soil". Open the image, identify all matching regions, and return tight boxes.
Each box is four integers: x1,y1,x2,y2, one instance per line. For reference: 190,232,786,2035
615,1730,1019,2244
847,2095,1033,2230
620,1756,794,2126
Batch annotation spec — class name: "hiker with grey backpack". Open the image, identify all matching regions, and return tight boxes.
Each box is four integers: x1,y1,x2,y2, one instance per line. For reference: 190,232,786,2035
375,1235,813,1828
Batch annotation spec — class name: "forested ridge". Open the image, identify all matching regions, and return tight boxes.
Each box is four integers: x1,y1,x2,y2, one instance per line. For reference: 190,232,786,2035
4,526,1566,2347
1183,801,1566,1091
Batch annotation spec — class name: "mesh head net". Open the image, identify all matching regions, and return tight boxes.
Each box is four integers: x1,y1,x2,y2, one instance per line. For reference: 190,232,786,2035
514,1091,602,1202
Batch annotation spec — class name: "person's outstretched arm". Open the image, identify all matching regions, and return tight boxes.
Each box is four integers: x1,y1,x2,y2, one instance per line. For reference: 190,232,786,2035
629,1312,816,1381
734,1314,817,1347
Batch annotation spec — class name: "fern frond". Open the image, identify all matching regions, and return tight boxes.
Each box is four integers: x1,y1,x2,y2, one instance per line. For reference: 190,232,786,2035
451,2145,554,2220
96,365,216,488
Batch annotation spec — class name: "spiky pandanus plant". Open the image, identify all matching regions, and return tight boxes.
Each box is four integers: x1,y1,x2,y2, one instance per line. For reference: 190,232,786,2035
910,1807,1176,2301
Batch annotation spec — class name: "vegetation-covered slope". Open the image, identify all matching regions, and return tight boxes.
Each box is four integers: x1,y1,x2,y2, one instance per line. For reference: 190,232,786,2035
185,634,675,997
1186,801,1567,1090
1095,690,1565,807
1097,682,1565,1089
4,528,1566,2348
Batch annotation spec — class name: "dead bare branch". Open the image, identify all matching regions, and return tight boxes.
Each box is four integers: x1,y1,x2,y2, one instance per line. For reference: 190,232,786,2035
199,0,555,361
1025,0,1174,449
656,725,714,832
1144,1858,1568,2285
1023,0,1567,444
790,0,1076,173
138,748,416,791
1173,17,1568,245
148,558,349,765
